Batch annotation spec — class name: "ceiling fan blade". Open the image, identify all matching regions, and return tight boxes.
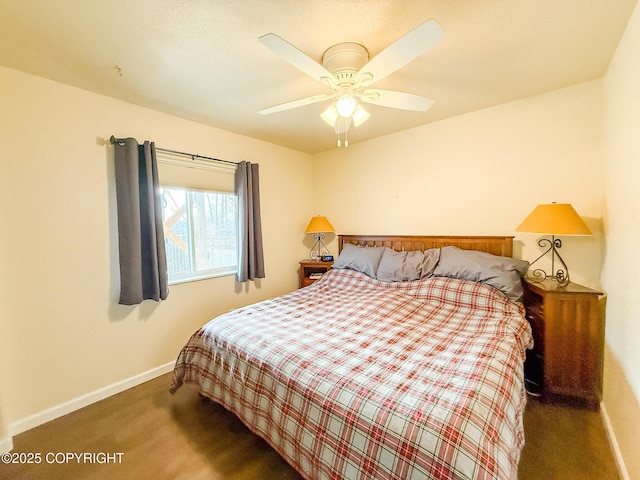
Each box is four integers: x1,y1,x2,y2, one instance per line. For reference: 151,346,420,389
356,20,444,85
259,33,336,87
359,89,434,111
258,93,334,115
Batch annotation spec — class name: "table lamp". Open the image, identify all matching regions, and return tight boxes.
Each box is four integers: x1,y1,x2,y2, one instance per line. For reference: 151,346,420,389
516,202,591,286
305,216,335,260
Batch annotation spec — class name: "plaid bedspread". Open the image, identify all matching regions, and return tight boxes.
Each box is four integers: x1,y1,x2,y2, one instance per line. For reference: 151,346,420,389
170,269,533,480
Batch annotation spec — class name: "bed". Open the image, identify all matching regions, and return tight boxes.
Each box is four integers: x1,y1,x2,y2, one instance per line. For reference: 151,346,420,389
170,234,533,480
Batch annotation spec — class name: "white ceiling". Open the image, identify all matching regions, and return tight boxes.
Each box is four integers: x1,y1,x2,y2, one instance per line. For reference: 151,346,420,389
0,0,636,154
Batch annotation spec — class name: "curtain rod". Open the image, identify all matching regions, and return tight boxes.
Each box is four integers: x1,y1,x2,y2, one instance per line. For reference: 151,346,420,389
109,135,239,166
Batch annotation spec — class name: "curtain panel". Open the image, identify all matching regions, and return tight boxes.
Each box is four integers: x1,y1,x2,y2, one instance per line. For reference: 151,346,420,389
114,139,169,304
236,161,265,282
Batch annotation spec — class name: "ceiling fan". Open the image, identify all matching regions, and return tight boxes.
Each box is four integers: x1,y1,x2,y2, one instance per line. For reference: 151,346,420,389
257,20,445,146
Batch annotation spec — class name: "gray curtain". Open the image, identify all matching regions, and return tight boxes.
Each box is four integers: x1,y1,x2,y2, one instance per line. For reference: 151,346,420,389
236,161,265,282
114,138,168,304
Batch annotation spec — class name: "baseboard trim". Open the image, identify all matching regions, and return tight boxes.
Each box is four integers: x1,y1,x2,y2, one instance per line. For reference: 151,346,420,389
600,401,630,480
0,435,13,454
9,361,175,437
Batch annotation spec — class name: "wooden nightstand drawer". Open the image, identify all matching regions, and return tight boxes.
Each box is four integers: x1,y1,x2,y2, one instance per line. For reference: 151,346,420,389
522,279,604,410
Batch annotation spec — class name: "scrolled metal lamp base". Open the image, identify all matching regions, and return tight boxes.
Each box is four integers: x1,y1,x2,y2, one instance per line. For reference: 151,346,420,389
525,236,570,286
309,233,330,260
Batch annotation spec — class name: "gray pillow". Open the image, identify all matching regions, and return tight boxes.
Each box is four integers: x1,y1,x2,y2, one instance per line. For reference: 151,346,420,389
332,244,385,278
376,247,440,282
432,246,530,302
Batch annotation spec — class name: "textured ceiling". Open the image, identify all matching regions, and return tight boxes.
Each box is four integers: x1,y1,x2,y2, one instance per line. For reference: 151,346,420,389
0,0,636,154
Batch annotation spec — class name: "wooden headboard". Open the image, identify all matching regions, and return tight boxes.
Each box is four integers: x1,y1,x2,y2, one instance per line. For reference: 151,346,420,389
338,235,514,257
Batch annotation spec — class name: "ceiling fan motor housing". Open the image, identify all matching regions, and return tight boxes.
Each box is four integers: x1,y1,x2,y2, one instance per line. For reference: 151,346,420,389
322,42,369,83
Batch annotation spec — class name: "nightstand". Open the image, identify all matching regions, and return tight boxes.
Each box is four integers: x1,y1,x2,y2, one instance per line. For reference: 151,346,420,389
522,279,605,410
298,259,333,288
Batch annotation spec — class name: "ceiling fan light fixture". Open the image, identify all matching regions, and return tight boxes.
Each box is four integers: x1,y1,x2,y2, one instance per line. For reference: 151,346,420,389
352,104,370,127
336,94,357,117
320,104,339,127
258,20,445,149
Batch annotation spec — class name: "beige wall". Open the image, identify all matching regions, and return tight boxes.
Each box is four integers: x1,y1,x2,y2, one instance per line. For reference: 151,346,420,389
603,347,640,478
602,0,640,477
312,81,604,289
0,66,312,437
0,264,10,451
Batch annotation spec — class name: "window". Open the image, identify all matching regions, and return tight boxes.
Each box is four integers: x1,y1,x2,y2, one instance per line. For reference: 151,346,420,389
160,187,237,283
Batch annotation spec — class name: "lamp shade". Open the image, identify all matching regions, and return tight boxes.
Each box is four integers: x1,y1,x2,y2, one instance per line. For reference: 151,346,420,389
320,104,339,127
305,216,335,234
516,203,592,235
351,104,370,127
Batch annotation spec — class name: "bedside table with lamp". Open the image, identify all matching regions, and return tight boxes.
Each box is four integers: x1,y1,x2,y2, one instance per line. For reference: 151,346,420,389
299,215,335,288
516,202,604,410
